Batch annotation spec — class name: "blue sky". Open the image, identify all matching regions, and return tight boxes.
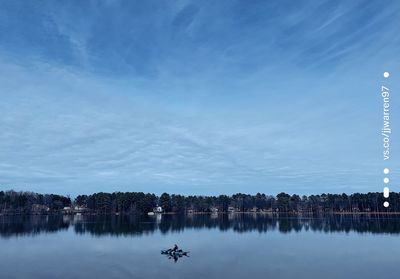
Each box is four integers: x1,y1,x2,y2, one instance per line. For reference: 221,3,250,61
0,0,399,196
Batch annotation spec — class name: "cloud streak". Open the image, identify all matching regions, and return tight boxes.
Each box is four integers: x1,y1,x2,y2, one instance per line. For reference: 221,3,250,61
0,0,399,195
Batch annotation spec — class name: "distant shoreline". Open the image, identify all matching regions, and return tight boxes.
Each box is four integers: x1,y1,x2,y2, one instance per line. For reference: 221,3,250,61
2,211,400,217
1,189,398,216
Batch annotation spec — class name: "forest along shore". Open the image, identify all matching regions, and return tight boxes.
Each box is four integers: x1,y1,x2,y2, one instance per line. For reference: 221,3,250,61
1,190,399,215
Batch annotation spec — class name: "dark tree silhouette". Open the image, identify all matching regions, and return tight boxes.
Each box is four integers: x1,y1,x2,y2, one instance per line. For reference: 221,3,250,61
0,189,399,215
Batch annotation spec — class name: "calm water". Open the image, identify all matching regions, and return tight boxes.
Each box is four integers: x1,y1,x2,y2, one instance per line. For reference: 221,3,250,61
1,214,399,279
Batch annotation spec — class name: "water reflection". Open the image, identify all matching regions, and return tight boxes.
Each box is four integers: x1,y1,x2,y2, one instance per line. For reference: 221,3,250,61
161,251,190,263
1,213,400,238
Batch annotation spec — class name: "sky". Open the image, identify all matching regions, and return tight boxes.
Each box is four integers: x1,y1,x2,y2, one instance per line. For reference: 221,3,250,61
0,0,400,196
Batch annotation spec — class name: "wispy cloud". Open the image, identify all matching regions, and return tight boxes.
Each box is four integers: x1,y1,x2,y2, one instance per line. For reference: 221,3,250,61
0,0,399,195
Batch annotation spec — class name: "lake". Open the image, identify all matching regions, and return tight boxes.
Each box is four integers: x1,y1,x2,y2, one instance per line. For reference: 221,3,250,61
1,214,399,279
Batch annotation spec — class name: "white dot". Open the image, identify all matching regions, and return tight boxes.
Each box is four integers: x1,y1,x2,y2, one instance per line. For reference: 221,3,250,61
384,177,389,184
383,72,390,78
383,187,390,198
384,201,389,208
384,168,390,174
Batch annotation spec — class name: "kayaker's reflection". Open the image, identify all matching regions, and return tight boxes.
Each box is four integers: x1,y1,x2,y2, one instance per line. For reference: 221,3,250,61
161,245,189,263
169,254,179,263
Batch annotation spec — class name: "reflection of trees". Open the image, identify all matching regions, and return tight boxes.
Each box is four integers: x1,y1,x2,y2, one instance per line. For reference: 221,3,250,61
2,214,400,238
0,215,69,238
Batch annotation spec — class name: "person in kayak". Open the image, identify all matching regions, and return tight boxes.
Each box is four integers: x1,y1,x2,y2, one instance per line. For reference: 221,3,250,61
172,244,178,252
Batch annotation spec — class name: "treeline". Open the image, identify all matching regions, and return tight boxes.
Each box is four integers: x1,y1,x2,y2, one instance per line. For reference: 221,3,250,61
0,190,71,214
1,190,399,215
75,192,399,214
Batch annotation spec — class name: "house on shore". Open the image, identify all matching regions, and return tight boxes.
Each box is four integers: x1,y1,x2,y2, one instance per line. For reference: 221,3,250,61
210,207,219,213
62,207,73,214
31,204,50,214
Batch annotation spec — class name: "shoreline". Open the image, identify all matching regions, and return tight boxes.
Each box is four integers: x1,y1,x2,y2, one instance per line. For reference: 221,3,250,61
1,211,400,217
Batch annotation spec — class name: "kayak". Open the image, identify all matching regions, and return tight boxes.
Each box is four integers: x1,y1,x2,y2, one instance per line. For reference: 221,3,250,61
161,249,189,256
